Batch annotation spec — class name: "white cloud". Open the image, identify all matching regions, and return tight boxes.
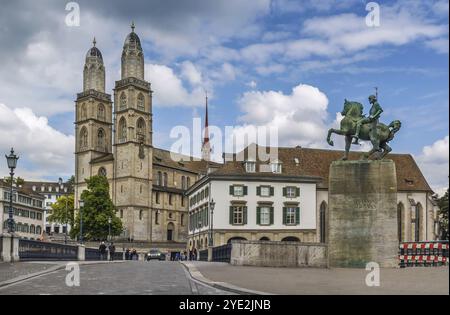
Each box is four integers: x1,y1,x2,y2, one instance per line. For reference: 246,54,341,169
416,136,449,196
425,38,449,54
233,84,329,148
145,64,205,107
0,103,74,180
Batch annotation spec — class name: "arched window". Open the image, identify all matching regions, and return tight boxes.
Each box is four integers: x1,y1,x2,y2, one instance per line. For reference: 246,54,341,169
137,93,145,111
260,237,270,241
139,210,143,220
118,117,127,142
397,202,405,242
80,127,88,148
98,104,105,120
98,167,107,177
97,128,105,149
227,237,247,244
320,201,327,243
415,203,423,242
187,177,191,188
120,93,127,110
30,225,36,234
136,118,146,142
81,103,87,120
181,176,186,190
281,236,300,242
36,226,42,235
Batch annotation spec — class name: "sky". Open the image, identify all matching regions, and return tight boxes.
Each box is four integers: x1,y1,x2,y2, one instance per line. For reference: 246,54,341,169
0,0,448,195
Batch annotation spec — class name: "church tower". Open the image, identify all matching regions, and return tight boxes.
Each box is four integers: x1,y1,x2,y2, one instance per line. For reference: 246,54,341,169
75,39,113,203
113,23,153,241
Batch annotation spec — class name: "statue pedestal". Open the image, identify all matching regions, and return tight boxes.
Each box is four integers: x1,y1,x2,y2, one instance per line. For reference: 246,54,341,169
328,160,398,268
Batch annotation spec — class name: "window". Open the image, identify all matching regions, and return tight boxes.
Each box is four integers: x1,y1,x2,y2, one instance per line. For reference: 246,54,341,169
229,205,247,225
37,213,42,220
230,185,247,197
245,161,256,173
98,104,105,120
187,177,191,188
80,127,88,148
139,210,143,220
97,128,105,149
156,171,162,186
98,167,107,177
155,192,160,204
118,118,127,142
283,207,299,226
181,214,185,226
181,196,185,207
163,173,168,187
258,206,272,225
120,209,123,219
137,93,145,111
271,161,282,173
155,211,159,225
283,186,299,198
136,118,146,142
81,104,87,120
169,194,173,205
257,186,273,197
120,92,127,110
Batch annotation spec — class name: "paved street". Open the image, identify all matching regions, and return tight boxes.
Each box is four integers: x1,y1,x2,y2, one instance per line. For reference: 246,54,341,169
190,262,449,295
0,261,232,295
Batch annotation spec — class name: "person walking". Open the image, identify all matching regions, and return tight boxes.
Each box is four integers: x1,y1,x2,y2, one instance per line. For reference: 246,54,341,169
109,242,116,261
125,248,130,260
99,242,107,261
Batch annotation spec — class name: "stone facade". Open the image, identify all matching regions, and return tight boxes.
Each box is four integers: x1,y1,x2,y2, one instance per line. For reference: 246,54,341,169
328,160,399,268
74,27,211,247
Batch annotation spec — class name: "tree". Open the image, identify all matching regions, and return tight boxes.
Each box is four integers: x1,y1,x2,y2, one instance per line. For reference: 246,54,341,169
66,175,75,188
47,195,75,227
437,188,449,240
3,176,25,186
70,176,122,241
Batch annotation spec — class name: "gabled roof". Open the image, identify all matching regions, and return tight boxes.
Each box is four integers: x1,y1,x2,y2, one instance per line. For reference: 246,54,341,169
213,144,433,192
153,148,220,174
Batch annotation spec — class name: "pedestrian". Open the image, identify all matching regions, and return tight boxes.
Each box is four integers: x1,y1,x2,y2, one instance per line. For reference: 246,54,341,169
193,248,197,261
99,241,107,261
109,242,116,261
132,249,138,260
125,248,130,260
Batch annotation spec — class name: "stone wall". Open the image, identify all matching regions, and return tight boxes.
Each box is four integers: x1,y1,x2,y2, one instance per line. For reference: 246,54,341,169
230,240,328,268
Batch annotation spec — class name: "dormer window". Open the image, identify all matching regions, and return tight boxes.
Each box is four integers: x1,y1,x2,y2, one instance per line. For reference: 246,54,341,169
271,160,282,174
244,160,256,173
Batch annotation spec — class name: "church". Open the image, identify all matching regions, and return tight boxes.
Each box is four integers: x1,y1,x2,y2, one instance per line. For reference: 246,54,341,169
74,24,212,247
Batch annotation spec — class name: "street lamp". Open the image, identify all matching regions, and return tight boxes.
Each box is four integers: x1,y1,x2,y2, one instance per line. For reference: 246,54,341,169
79,199,84,244
5,148,19,234
208,199,215,247
58,178,68,244
108,217,112,242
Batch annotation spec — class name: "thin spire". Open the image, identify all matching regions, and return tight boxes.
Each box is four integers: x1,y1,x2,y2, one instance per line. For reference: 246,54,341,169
202,91,211,162
131,21,135,32
93,37,97,47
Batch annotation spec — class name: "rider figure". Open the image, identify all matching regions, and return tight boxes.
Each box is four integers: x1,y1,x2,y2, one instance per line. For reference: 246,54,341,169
352,95,383,145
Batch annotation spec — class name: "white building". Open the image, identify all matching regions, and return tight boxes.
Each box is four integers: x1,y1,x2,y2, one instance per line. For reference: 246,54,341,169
0,180,45,239
23,179,73,236
187,145,440,250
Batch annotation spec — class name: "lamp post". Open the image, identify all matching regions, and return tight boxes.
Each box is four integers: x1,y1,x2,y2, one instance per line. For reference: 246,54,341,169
79,199,84,244
5,148,19,234
208,199,215,247
58,178,68,244
108,217,112,242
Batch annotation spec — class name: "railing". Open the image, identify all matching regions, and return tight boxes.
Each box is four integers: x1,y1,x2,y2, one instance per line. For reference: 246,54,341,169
112,251,124,261
212,243,232,263
199,249,208,261
85,247,102,261
18,239,78,261
399,241,449,268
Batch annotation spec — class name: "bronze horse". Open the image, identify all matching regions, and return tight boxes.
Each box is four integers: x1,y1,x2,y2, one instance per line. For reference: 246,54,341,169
327,100,401,160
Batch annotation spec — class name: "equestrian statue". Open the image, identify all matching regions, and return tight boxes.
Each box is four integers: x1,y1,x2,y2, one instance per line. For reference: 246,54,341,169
327,91,401,161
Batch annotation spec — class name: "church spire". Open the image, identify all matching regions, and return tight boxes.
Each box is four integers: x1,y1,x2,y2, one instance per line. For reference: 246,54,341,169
202,91,211,162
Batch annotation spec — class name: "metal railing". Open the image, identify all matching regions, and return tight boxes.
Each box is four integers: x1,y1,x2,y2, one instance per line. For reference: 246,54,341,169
199,249,208,261
212,243,232,263
85,247,102,261
399,241,449,268
18,239,78,261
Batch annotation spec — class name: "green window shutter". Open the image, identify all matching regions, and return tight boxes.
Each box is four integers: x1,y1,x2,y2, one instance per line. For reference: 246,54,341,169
270,186,275,196
229,185,234,195
296,187,300,197
243,206,248,225
270,207,274,225
256,186,261,196
229,206,234,225
295,207,300,225
256,207,261,225
282,207,287,225
282,187,287,197
243,186,248,196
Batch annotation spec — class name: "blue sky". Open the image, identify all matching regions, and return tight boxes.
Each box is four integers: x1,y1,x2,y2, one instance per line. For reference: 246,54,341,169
0,0,448,194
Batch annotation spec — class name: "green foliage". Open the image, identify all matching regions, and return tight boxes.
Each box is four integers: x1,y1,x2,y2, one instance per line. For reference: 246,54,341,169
66,175,75,188
3,176,25,186
438,189,449,240
47,195,75,226
70,176,122,241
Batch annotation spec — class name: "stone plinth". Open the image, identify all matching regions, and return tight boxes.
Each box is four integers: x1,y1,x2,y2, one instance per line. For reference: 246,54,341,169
328,160,398,268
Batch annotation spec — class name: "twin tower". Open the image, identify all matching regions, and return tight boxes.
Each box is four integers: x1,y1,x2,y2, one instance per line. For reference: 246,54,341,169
74,24,154,240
